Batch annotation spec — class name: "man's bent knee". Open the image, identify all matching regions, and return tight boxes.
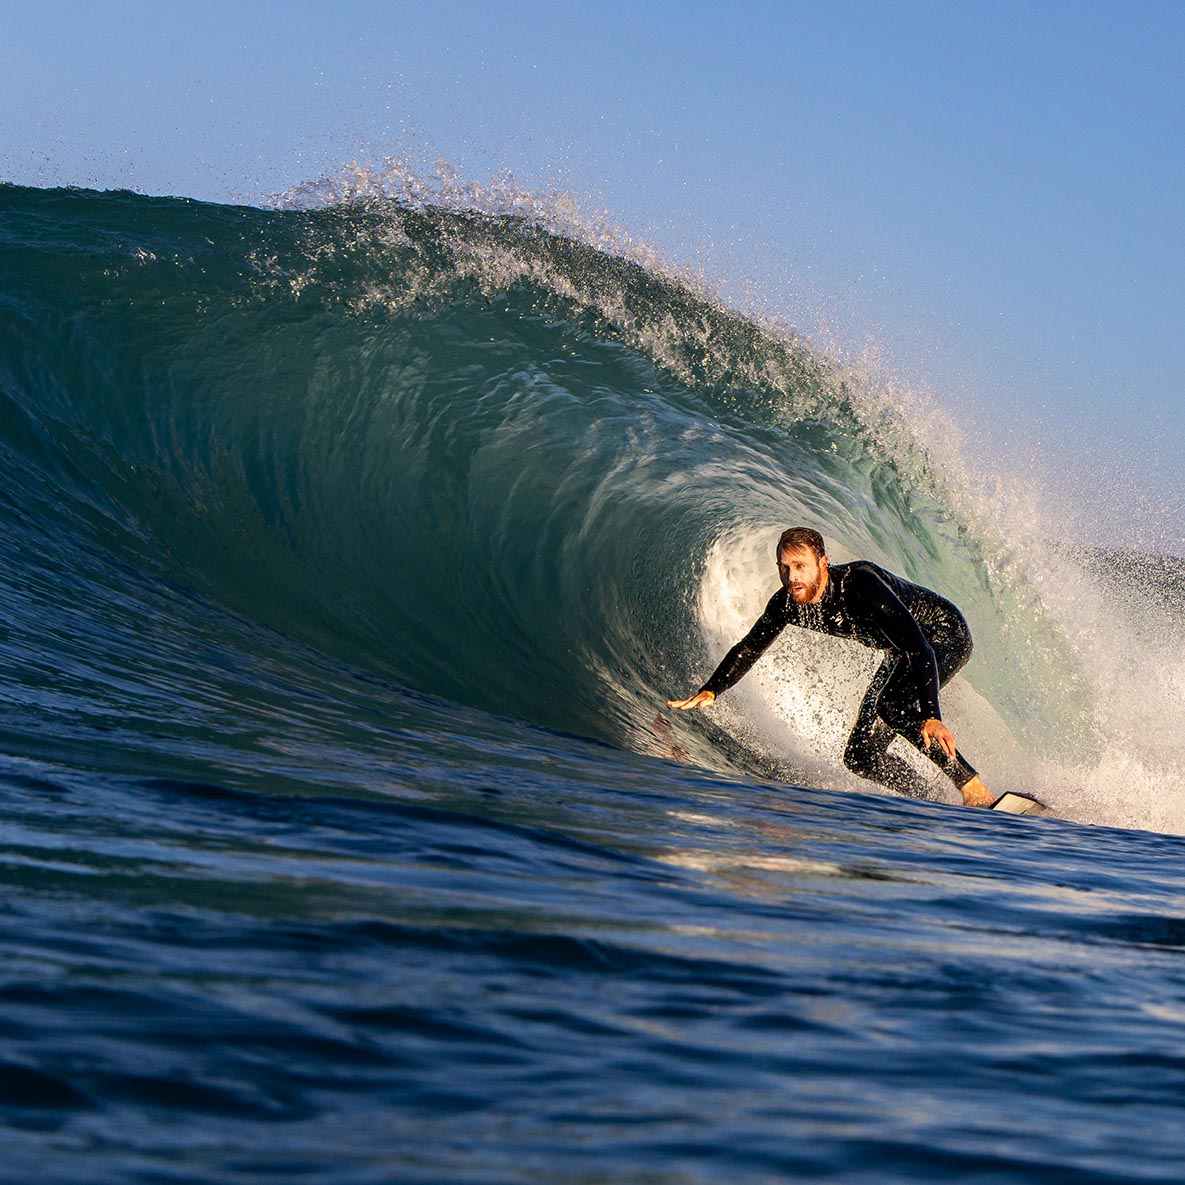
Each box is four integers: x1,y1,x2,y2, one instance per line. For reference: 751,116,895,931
843,736,882,781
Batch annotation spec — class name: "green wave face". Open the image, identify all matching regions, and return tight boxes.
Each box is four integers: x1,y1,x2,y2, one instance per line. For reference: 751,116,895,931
0,183,1122,803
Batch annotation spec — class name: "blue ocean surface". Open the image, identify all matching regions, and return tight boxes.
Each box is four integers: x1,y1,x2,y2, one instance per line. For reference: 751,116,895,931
3,179,1185,1183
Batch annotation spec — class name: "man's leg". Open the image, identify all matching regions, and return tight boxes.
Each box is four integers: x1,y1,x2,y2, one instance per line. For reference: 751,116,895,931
842,658,939,799
925,626,994,806
843,715,939,799
912,723,990,804
843,655,991,805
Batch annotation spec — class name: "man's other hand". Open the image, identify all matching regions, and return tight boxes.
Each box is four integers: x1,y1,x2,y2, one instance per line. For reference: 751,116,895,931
921,717,957,759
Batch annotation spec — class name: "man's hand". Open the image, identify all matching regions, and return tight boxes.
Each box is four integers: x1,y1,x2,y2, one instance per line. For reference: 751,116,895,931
666,690,715,711
921,717,957,759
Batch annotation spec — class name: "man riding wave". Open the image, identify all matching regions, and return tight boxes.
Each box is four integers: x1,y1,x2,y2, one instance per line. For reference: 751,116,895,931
667,527,995,807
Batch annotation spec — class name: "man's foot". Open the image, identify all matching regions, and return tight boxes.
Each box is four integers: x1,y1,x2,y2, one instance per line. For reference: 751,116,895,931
960,775,994,808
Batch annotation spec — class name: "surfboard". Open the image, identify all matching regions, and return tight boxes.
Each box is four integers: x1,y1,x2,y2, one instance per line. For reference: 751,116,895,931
991,792,1046,816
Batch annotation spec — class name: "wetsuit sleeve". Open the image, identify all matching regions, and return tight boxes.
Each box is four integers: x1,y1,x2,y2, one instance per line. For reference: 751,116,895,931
699,591,789,697
848,566,943,719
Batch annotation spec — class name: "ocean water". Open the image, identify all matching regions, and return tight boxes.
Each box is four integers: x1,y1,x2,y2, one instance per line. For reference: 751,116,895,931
3,178,1185,1183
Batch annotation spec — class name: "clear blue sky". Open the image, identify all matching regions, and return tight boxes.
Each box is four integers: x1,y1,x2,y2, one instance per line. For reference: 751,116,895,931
4,1,1183,548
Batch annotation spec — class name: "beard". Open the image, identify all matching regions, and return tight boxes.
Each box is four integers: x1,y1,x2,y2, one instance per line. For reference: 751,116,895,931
789,573,824,603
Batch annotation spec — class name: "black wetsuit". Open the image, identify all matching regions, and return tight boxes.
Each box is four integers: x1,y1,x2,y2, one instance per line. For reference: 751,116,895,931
699,560,978,796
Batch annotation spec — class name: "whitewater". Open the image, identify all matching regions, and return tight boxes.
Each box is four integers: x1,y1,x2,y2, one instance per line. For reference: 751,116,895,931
3,175,1185,1183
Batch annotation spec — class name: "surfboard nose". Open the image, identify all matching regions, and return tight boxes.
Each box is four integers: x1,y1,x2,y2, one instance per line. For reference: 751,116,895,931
991,792,1046,816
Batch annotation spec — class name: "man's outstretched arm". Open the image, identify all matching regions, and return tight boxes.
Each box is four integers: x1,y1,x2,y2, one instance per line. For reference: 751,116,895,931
667,591,788,709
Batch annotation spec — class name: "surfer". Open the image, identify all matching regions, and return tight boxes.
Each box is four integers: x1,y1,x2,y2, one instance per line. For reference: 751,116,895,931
667,527,996,807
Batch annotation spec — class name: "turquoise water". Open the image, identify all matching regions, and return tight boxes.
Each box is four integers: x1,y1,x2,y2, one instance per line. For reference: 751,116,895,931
3,182,1185,1182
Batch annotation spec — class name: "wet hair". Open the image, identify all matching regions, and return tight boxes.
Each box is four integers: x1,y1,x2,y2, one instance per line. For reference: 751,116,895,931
776,527,826,561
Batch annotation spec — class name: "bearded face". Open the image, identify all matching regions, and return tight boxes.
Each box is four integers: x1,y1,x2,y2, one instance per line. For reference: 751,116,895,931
778,545,828,604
